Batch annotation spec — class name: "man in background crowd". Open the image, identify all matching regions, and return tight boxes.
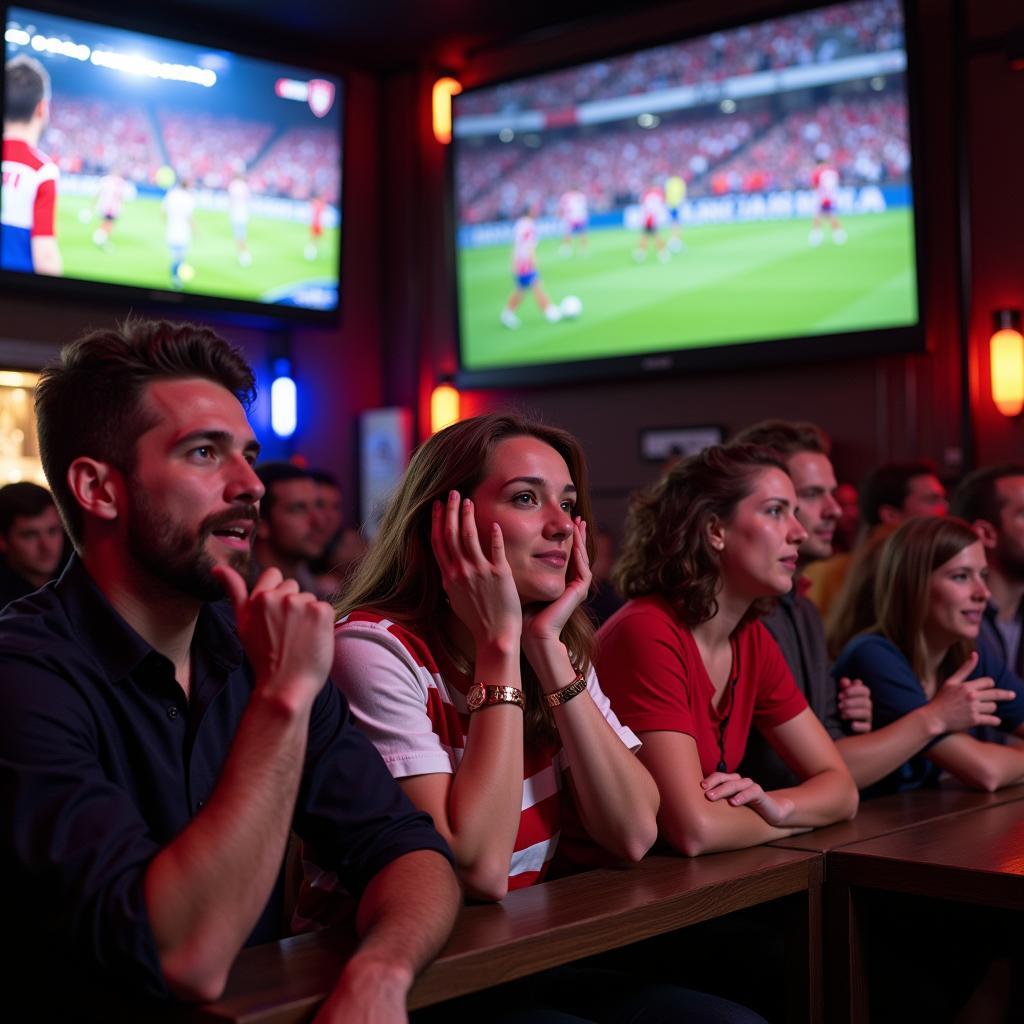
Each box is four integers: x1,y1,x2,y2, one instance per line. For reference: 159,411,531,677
309,468,369,592
805,460,947,615
732,420,871,788
253,461,323,593
832,481,860,552
0,481,65,606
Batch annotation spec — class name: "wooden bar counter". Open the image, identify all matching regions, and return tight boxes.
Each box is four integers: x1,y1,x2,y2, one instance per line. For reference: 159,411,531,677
186,847,823,1024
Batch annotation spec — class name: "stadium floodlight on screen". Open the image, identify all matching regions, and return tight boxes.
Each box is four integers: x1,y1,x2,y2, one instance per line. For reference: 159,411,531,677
2,5,342,318
451,0,923,387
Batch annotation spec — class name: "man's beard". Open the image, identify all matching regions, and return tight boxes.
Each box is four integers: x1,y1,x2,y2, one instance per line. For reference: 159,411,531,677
126,491,257,603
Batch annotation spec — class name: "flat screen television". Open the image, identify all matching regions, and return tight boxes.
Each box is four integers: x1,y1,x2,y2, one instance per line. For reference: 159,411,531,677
451,0,922,386
2,5,343,318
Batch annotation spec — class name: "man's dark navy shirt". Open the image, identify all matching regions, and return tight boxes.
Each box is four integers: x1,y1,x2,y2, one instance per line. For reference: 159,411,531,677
0,556,451,1002
980,600,1024,679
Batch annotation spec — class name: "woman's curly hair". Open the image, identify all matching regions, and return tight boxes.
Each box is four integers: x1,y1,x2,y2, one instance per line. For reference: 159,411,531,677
614,443,787,627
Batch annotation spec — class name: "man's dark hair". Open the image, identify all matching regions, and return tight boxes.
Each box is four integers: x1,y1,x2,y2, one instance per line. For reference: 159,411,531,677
5,55,50,123
256,462,312,520
35,319,256,549
732,419,831,459
309,469,339,489
950,463,1024,525
0,482,55,535
858,461,937,527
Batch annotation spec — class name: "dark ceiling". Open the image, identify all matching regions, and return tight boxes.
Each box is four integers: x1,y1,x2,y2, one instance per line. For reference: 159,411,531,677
87,0,674,73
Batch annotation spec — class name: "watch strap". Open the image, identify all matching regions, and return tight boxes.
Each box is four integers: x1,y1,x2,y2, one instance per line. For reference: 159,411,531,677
544,674,587,708
468,684,525,712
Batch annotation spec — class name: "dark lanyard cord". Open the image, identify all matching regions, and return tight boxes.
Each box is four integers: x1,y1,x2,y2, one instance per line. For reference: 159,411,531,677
715,637,740,773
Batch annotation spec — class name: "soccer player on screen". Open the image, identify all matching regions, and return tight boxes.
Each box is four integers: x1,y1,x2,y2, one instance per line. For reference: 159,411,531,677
92,170,132,249
634,184,669,263
500,207,561,329
163,176,195,289
228,169,252,267
809,157,846,246
558,186,588,257
2,56,62,276
306,194,325,261
665,174,686,252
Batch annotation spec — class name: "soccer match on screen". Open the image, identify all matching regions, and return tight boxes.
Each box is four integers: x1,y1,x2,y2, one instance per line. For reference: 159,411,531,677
453,0,918,374
2,7,342,311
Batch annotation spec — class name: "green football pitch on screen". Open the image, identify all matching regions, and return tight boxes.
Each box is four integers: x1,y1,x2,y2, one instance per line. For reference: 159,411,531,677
458,209,917,372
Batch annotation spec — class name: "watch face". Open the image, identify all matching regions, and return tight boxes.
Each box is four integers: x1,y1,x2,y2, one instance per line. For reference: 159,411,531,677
467,684,486,711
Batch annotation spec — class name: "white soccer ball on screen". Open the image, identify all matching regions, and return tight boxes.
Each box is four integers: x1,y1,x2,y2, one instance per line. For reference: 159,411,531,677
560,295,583,318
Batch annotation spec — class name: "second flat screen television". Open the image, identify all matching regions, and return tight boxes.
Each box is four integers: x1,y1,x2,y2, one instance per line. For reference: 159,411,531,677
2,5,342,315
452,0,920,385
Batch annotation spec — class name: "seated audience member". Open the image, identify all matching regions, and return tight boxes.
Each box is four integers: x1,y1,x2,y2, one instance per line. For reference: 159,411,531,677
733,420,1011,792
805,460,947,615
311,469,344,554
824,522,897,659
595,444,858,857
0,480,65,605
253,461,324,593
309,469,342,575
833,480,860,552
732,422,872,751
583,522,624,626
309,468,369,591
833,516,1024,795
328,413,765,1022
950,464,1024,677
0,320,458,1018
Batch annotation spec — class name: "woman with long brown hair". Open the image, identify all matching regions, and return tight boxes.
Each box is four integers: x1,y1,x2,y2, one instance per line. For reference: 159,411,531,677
596,444,858,856
832,515,1024,795
332,412,658,899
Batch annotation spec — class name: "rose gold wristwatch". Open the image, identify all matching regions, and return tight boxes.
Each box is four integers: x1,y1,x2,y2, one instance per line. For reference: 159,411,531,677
467,684,525,712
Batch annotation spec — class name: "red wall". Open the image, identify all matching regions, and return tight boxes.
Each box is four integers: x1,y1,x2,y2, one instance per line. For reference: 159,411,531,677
966,0,1024,464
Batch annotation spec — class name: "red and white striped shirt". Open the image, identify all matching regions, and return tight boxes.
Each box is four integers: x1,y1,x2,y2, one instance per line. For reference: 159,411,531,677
333,610,638,890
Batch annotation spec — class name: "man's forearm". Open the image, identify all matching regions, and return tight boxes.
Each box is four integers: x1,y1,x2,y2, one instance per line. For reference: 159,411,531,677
355,850,460,974
315,850,461,1023
145,691,313,1001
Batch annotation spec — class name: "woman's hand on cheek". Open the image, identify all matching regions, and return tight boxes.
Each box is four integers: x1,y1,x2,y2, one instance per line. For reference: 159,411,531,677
431,491,522,650
523,518,593,646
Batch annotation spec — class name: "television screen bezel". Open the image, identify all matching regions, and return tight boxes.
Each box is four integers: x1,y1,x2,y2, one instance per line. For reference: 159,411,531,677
1,0,347,325
448,0,927,389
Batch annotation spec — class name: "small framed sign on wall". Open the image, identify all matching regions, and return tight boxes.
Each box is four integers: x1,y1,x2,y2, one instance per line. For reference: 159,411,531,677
639,426,723,463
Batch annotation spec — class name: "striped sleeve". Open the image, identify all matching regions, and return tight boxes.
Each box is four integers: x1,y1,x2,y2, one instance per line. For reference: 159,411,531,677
332,618,458,779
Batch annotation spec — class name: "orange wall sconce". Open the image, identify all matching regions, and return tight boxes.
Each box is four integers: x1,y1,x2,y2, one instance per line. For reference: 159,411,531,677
430,380,460,434
432,76,462,144
991,309,1024,417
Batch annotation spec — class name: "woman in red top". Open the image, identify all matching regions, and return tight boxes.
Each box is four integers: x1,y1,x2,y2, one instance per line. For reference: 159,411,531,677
596,444,858,856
